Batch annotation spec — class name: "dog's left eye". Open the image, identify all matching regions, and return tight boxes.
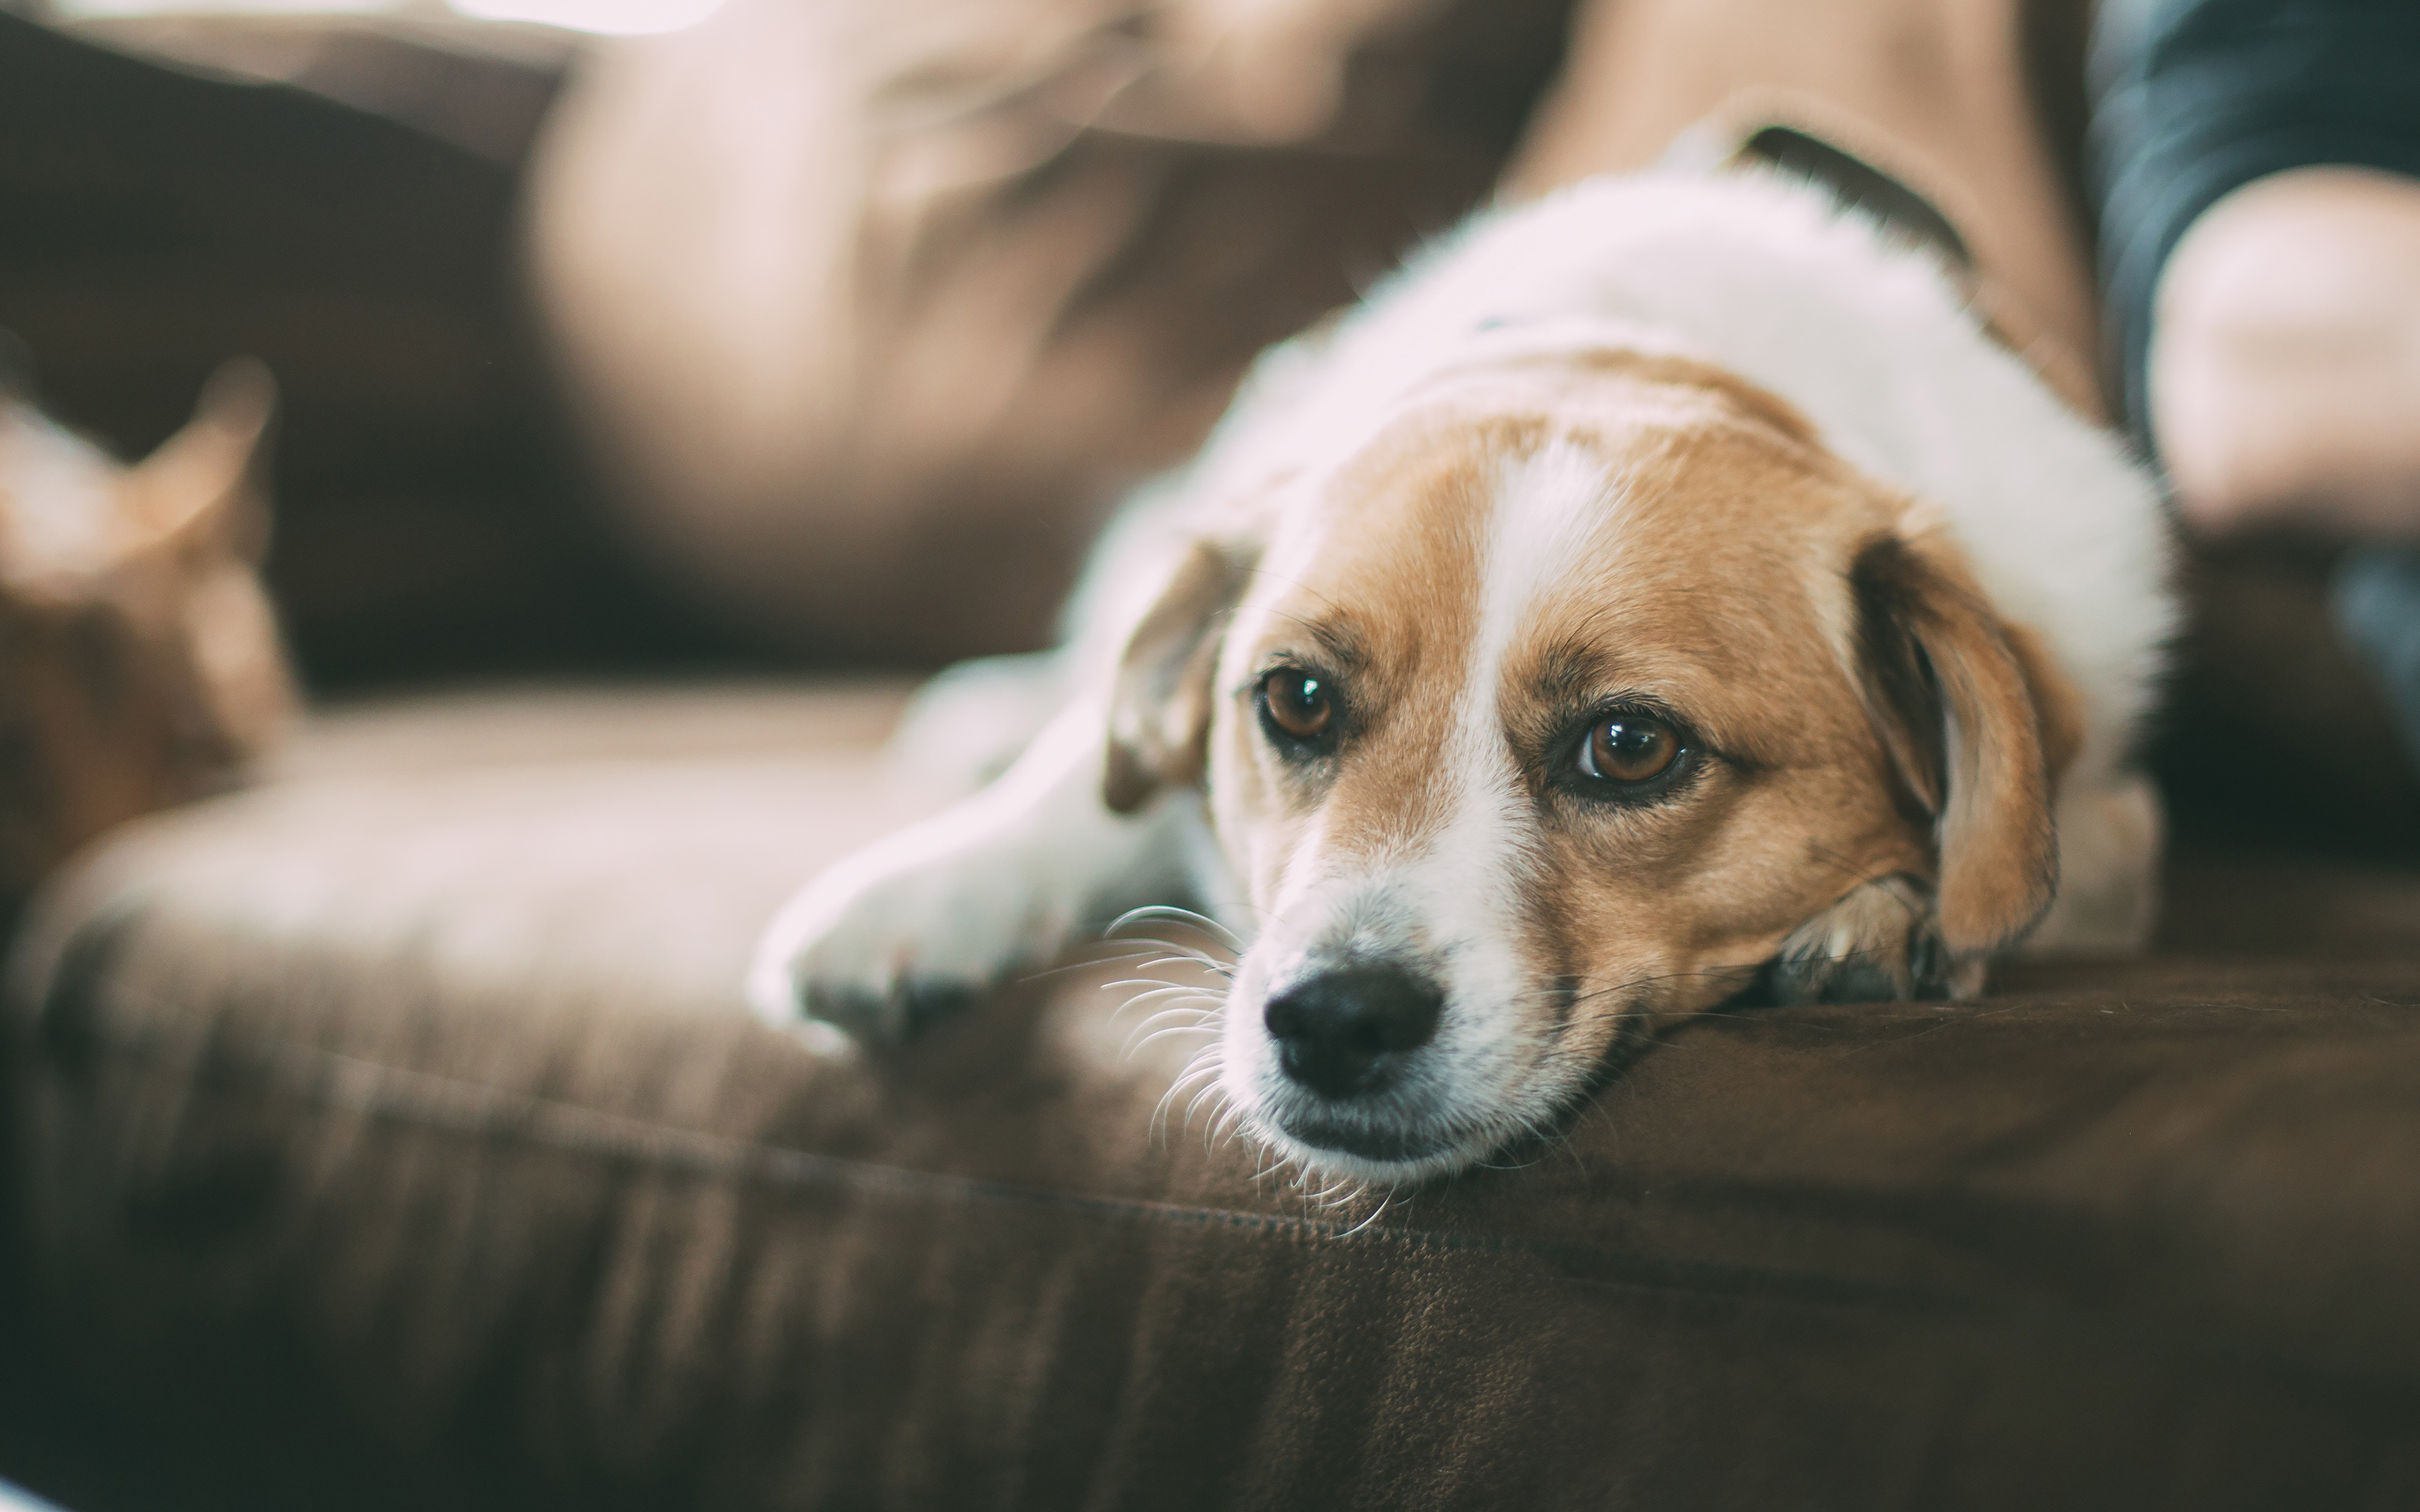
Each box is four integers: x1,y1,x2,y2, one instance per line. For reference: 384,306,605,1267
1259,669,1335,744
1577,714,1681,785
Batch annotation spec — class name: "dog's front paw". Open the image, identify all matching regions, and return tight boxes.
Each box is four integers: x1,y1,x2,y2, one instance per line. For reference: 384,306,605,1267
1764,874,1986,1004
747,830,1076,1045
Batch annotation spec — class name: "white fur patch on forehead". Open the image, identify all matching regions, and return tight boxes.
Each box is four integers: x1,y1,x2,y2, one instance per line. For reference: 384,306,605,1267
1471,440,1625,679
1428,440,1625,881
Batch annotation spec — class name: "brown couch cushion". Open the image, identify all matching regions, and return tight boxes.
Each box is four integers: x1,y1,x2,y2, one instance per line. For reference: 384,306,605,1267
7,684,2420,1510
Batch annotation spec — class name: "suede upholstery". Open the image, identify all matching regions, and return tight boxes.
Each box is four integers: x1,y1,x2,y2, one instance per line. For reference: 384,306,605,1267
7,686,2420,1511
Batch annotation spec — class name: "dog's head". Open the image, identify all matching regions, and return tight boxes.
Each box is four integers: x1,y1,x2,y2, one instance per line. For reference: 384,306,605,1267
1105,351,2080,1181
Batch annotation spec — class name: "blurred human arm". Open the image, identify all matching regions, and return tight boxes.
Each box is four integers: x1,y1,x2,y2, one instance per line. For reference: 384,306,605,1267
2150,166,2420,540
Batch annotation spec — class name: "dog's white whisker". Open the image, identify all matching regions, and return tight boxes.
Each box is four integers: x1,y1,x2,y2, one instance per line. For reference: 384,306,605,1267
1015,941,1202,985
1132,1000,1219,1026
1151,1051,1226,1140
1151,1072,1216,1142
1183,1079,1230,1128
1121,1009,1219,1057
1128,1024,1221,1057
1331,1188,1395,1239
1107,905,1247,953
1107,982,1219,1013
1099,975,1226,1001
1097,929,1229,962
1096,935,1209,959
1094,949,1234,983
1129,1007,1219,1038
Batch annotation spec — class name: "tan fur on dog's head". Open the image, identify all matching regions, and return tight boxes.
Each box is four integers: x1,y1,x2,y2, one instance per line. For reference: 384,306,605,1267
1107,350,2080,1179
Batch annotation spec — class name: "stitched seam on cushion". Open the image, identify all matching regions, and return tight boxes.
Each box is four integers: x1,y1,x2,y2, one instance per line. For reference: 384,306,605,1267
44,1004,2005,1318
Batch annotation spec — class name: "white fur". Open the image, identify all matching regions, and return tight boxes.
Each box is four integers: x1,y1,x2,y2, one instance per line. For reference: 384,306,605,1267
749,699,1206,1041
752,169,2175,1172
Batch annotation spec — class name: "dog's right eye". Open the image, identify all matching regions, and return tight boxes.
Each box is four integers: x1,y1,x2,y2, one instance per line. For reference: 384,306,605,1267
1259,669,1335,746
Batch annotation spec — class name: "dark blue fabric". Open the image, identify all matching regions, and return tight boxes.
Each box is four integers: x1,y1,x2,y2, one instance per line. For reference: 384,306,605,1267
2090,0,2420,449
2334,544,2420,772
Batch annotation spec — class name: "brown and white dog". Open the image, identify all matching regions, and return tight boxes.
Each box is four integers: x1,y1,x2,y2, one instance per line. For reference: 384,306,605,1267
752,168,2174,1183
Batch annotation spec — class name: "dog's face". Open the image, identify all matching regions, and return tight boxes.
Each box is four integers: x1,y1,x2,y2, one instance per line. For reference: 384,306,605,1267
1108,354,2075,1181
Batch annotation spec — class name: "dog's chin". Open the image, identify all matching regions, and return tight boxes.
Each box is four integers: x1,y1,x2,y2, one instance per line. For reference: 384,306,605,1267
1250,1104,1507,1186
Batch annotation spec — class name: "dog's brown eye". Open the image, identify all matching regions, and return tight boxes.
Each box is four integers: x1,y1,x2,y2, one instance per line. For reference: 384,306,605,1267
1260,670,1333,741
1581,715,1679,784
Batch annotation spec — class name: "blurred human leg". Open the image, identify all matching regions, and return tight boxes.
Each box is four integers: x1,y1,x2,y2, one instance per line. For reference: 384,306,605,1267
1504,0,2103,417
524,0,1559,664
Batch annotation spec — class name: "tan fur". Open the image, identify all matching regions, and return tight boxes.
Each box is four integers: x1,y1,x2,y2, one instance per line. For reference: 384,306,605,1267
1104,539,1256,812
1116,354,2070,1058
1848,526,2070,956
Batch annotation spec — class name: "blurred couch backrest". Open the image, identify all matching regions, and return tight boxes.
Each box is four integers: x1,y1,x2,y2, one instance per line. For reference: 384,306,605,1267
0,10,735,690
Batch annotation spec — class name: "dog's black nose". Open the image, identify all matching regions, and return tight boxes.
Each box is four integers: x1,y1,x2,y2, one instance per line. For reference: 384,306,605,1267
1262,965,1444,1099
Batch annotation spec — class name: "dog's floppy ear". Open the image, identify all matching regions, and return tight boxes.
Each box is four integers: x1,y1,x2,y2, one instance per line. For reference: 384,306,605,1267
1103,538,1257,813
1850,523,2083,958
